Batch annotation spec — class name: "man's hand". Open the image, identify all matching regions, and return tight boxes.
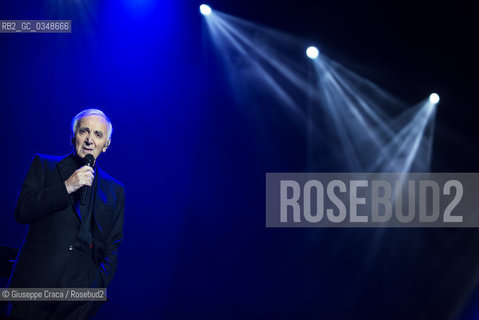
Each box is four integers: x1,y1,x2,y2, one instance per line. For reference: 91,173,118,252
64,165,95,194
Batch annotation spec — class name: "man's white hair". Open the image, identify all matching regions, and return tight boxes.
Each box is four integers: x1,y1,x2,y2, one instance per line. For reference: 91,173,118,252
71,109,113,140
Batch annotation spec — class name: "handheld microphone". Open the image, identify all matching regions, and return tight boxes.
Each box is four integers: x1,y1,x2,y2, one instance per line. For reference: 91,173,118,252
80,154,95,205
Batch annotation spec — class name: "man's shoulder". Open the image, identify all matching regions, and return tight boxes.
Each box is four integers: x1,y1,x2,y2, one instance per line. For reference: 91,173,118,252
97,167,125,190
30,153,69,171
33,153,65,163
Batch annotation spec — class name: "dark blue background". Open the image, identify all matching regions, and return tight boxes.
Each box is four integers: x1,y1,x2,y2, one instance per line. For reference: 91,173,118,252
1,0,479,319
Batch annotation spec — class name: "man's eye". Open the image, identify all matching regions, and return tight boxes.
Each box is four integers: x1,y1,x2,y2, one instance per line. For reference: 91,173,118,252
96,133,103,138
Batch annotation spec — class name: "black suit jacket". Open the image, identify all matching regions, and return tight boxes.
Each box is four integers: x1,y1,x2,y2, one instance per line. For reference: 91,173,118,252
8,153,125,290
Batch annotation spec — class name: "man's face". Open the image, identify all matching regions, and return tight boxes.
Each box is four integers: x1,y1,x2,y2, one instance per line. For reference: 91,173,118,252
74,115,110,162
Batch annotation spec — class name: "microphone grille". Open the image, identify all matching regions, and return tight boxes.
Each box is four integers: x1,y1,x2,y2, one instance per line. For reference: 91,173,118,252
83,154,95,166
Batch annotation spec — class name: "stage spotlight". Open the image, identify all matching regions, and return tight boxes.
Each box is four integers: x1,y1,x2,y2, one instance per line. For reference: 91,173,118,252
429,93,440,104
200,4,212,16
306,46,319,60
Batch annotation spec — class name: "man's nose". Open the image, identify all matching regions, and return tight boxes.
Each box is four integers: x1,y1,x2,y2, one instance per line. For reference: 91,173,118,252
85,134,92,144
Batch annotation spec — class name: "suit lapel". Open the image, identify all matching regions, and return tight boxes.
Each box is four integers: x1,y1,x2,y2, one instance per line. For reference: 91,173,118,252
56,153,76,184
56,154,107,239
92,167,104,237
56,153,82,221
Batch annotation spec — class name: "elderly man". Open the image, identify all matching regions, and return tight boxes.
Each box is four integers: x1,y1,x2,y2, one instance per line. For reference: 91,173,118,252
7,109,125,320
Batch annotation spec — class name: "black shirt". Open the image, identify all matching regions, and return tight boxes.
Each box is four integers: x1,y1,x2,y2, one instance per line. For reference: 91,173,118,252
66,153,97,246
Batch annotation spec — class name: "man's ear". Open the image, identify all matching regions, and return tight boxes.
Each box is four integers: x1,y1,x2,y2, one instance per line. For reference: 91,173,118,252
70,136,75,146
103,140,111,152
